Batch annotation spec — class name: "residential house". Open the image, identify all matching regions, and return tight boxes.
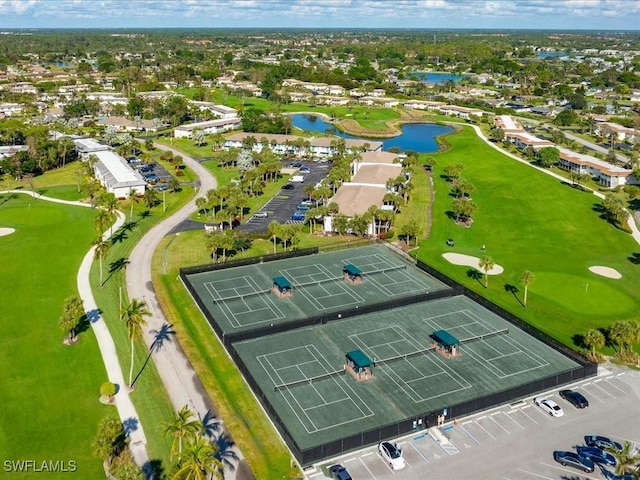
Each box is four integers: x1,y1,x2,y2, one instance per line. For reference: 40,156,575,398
173,117,241,139
0,103,23,116
92,149,146,198
556,146,635,188
438,105,484,119
73,138,111,160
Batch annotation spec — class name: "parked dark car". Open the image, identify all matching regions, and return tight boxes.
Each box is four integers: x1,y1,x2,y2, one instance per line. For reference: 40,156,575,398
328,464,352,480
576,446,616,466
291,211,306,221
553,451,595,473
585,435,623,451
143,173,158,184
153,183,169,191
282,183,294,190
559,389,589,408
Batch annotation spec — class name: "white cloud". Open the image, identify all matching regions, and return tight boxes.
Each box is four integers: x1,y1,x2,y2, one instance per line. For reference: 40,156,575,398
0,0,638,28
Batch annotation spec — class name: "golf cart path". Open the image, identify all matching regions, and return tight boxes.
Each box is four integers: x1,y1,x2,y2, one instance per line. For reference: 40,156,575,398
0,189,150,468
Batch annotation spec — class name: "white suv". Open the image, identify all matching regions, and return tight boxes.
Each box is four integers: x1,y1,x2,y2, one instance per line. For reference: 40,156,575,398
378,441,406,470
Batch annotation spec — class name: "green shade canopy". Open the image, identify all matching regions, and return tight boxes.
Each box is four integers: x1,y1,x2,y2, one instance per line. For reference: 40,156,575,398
273,276,292,291
343,264,362,277
432,329,459,347
346,349,372,370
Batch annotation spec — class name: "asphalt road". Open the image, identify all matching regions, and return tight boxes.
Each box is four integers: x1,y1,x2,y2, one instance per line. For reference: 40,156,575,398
125,143,249,479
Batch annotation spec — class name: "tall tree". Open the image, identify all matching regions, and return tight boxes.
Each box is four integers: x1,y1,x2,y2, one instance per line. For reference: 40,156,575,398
128,188,139,221
92,237,111,287
607,441,640,476
58,295,84,344
478,256,495,288
267,220,281,254
163,406,203,461
583,329,605,358
519,270,535,307
173,435,223,480
121,298,151,388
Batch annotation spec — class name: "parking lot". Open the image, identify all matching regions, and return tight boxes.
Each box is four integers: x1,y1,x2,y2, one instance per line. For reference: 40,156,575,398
241,162,330,234
310,365,640,480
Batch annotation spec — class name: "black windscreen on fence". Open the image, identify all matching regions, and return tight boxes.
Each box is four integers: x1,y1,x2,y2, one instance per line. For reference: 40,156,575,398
181,249,597,467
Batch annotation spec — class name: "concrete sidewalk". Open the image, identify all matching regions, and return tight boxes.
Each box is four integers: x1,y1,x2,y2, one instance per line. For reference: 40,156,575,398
1,190,150,467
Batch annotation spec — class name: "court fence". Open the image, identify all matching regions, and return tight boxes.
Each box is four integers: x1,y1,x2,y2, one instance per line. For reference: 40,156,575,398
182,249,597,467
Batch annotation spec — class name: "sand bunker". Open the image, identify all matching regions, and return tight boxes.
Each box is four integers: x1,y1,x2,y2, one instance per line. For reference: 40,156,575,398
588,266,622,279
442,252,504,275
0,228,15,237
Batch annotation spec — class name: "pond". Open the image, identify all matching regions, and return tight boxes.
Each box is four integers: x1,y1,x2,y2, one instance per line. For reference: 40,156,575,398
408,72,467,84
537,52,570,58
290,114,454,153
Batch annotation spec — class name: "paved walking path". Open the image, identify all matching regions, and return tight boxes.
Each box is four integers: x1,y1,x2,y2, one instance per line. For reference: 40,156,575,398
125,144,246,478
0,189,150,467
468,124,640,244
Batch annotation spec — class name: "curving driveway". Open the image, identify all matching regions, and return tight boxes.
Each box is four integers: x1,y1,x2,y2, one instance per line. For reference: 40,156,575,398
125,144,246,477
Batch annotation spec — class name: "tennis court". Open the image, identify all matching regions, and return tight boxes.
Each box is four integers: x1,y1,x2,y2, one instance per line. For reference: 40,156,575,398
184,244,449,333
233,295,580,452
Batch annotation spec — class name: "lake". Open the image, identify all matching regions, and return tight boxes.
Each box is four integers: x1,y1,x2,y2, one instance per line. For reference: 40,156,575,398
408,72,467,84
537,52,569,58
290,114,454,153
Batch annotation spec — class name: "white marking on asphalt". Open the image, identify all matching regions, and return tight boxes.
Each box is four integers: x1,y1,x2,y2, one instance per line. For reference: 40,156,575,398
516,468,554,479
605,377,629,395
409,441,430,463
505,410,526,429
462,420,472,426
541,461,600,479
590,380,616,398
490,413,511,434
594,378,603,383
618,372,625,376
459,424,481,445
517,406,539,425
477,415,486,420
358,456,377,479
474,419,496,439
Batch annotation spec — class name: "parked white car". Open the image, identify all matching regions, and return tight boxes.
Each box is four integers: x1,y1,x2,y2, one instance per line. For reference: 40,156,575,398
534,397,564,417
378,441,406,470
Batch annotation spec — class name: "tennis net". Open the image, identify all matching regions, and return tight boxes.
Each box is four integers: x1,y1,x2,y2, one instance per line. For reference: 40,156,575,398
292,276,343,289
274,367,345,392
363,264,407,276
211,289,270,303
459,328,509,344
373,328,510,366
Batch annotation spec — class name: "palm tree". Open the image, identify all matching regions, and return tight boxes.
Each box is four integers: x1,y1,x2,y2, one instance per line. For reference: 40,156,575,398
100,192,118,236
195,197,207,217
92,237,111,287
174,435,224,480
607,441,640,476
478,256,495,288
121,298,151,388
583,329,605,358
58,295,84,344
519,270,535,307
128,188,139,221
94,209,111,236
163,406,203,461
267,221,281,254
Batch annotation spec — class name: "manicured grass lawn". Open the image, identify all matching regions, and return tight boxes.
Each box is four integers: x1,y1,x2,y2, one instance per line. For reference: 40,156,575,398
89,181,197,469
151,231,362,479
416,126,640,349
0,194,106,479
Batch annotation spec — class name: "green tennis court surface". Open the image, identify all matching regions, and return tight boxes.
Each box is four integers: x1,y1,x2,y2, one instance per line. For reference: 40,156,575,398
183,244,589,465
233,294,579,451
185,244,450,333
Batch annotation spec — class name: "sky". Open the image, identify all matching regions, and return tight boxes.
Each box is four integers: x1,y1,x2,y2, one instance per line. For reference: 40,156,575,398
0,0,639,30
